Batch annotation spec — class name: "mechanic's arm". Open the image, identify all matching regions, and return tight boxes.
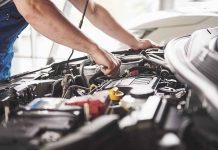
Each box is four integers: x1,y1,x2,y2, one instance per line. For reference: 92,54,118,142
13,0,120,75
70,0,159,50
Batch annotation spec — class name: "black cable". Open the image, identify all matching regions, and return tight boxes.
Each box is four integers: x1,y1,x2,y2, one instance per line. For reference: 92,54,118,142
79,59,91,87
63,85,89,98
67,0,90,70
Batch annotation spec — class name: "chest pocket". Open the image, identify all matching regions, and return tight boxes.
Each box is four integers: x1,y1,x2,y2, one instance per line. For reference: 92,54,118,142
0,9,10,22
0,2,24,22
0,3,28,53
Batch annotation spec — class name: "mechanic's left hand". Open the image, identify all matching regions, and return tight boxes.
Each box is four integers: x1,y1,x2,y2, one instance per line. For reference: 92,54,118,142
132,39,160,50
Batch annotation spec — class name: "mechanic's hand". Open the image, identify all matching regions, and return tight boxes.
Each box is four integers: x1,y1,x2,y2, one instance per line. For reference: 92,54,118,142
91,49,121,76
132,39,160,50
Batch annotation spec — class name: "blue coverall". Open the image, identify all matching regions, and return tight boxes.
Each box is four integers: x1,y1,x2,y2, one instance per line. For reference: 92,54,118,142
0,2,28,80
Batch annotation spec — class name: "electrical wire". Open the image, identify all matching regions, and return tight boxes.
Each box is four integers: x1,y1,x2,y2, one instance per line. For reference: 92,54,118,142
67,0,90,71
140,50,169,69
63,85,89,99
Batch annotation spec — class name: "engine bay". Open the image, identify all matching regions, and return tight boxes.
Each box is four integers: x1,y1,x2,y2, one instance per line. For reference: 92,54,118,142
0,27,218,150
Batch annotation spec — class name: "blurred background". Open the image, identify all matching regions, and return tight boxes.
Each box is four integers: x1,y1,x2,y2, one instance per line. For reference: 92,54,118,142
12,0,218,75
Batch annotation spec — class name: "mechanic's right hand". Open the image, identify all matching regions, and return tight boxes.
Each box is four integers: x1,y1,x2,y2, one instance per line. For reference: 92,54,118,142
90,48,121,75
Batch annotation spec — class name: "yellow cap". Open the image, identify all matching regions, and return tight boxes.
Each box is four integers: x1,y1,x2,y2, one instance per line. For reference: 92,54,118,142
109,87,124,101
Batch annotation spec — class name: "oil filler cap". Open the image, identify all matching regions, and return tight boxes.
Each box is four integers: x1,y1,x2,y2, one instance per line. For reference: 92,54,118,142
130,86,154,99
109,87,124,101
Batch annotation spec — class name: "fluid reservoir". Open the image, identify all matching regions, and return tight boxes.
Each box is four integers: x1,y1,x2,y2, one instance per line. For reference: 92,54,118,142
130,86,154,99
109,87,124,102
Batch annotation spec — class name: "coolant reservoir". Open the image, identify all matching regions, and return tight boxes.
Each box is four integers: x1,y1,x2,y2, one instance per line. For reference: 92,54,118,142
84,65,99,81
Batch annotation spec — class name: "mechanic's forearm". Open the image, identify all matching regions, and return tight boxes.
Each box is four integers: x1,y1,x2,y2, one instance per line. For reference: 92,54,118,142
87,4,139,49
13,0,99,55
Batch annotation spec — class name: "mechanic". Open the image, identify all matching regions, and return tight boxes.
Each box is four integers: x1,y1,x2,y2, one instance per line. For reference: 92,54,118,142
0,0,158,80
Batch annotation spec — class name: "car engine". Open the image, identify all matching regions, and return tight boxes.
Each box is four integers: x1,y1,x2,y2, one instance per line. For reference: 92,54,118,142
0,27,218,150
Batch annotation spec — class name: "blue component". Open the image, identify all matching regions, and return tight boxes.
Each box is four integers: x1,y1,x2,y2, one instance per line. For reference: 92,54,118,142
30,99,44,109
0,2,28,80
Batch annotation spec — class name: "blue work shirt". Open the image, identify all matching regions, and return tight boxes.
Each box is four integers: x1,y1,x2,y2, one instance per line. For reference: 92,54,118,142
0,2,28,80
